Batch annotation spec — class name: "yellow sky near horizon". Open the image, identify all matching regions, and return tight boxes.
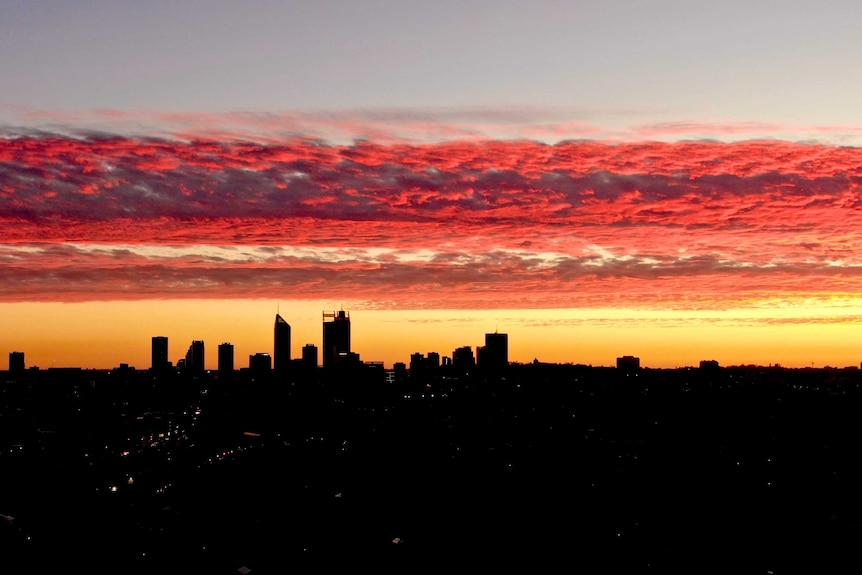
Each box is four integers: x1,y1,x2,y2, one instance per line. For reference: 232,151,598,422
4,299,862,371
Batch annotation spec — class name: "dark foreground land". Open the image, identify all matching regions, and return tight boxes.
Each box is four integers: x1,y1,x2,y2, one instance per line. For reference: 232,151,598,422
2,363,862,574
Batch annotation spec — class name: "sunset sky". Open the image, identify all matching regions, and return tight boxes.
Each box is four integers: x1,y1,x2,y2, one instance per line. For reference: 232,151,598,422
3,1,862,370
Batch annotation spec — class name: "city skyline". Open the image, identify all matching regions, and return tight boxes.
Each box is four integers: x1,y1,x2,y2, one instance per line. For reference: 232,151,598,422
7,311,519,372
3,3,862,370
5,305,861,373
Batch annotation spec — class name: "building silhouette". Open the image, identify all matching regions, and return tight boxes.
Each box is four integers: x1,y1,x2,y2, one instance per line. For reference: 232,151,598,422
9,351,25,372
410,352,427,380
478,332,508,371
274,313,291,373
249,352,272,374
617,355,641,373
699,359,720,370
408,352,440,381
151,336,169,371
185,340,205,373
452,346,475,370
392,361,408,383
322,310,350,368
302,343,318,368
218,342,234,375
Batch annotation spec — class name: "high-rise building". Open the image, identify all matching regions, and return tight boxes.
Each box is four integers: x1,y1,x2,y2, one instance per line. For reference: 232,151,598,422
479,332,509,370
393,362,408,383
410,352,426,379
249,352,272,373
151,336,169,371
274,313,291,373
218,342,235,375
302,343,318,368
322,309,350,367
452,346,475,370
9,351,25,372
185,340,205,373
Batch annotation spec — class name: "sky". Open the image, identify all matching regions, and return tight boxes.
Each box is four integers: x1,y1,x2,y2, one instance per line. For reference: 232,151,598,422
3,0,862,370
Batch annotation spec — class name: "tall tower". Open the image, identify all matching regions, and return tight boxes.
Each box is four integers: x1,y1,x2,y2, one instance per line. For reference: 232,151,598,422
151,336,169,371
9,351,25,373
185,340,205,373
302,343,318,368
274,313,291,373
480,331,509,371
322,309,350,367
218,342,235,375
452,346,475,370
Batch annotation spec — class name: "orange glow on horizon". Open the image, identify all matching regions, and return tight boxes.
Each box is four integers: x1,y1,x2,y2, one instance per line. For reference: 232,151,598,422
3,300,862,371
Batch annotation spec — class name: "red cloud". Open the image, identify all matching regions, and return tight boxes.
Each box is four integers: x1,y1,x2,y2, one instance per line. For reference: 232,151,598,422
2,134,862,307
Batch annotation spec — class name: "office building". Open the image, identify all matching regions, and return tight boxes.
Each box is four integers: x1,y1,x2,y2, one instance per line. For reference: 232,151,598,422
249,352,272,374
410,352,427,380
185,340,205,373
218,342,235,375
274,313,291,373
9,351,25,373
322,309,350,367
452,346,475,370
617,355,641,373
151,336,169,371
393,362,408,383
479,332,508,370
302,343,318,368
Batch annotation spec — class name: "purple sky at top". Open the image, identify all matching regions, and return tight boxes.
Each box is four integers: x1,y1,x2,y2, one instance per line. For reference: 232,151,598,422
2,0,861,140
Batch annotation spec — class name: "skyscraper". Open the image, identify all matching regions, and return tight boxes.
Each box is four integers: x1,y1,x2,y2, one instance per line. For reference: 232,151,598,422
452,346,475,370
322,309,350,368
151,336,169,371
9,351,25,373
302,343,318,368
274,313,291,373
218,342,234,375
410,352,427,380
479,332,509,371
249,352,272,374
185,340,205,373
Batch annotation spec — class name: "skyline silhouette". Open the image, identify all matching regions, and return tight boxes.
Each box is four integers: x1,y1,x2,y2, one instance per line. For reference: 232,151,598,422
4,319,862,573
5,306,860,374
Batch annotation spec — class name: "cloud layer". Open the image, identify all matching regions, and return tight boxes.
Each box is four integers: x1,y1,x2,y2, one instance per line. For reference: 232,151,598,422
3,132,862,309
